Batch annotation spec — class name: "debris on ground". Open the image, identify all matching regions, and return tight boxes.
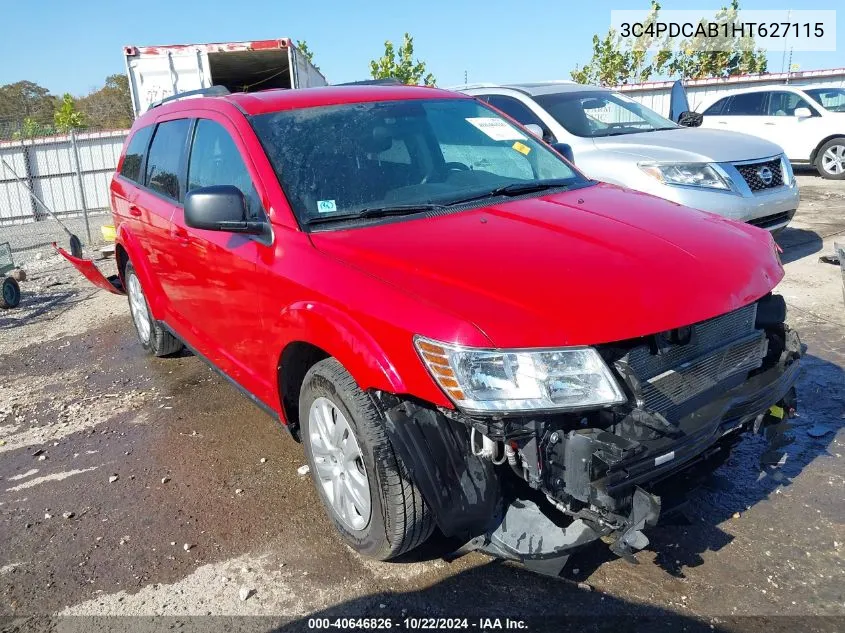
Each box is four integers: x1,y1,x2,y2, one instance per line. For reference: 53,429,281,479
183,543,192,552
62,511,74,519
238,587,254,601
161,477,170,484
9,268,26,282
807,425,832,438
297,465,310,476
108,475,118,483
260,458,267,464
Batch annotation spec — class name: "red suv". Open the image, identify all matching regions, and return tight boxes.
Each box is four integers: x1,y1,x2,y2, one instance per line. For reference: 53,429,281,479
60,84,801,574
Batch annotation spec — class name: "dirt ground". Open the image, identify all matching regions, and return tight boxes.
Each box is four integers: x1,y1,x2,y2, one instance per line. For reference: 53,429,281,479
1,173,843,633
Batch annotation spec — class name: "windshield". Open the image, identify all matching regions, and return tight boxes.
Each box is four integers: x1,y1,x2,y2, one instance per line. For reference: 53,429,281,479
250,98,584,226
534,90,679,138
804,88,845,113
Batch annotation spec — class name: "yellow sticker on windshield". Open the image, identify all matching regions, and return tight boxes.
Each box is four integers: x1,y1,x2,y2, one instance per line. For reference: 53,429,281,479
512,141,531,155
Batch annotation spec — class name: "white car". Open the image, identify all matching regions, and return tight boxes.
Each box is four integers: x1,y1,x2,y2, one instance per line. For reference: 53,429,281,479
699,85,845,179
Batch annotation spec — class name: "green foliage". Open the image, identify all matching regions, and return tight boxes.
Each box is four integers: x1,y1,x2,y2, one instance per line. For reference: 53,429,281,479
571,0,767,86
669,0,767,79
12,116,55,139
54,93,85,132
296,40,320,72
0,80,55,138
369,33,435,86
76,74,134,129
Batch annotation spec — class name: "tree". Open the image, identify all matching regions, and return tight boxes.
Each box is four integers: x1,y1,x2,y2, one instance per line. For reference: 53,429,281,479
369,33,435,86
76,74,134,129
668,0,767,79
54,93,85,132
0,80,56,135
571,2,666,86
571,0,766,86
296,40,320,72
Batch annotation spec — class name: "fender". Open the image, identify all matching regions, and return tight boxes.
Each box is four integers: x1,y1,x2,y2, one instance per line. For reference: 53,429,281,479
115,224,168,321
278,300,407,396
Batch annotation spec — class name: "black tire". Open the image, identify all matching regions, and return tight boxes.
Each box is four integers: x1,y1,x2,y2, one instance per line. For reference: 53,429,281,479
1,277,21,309
300,358,434,560
124,261,183,357
814,138,845,180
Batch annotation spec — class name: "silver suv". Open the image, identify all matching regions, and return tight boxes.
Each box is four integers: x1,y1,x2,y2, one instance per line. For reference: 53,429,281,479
458,82,799,232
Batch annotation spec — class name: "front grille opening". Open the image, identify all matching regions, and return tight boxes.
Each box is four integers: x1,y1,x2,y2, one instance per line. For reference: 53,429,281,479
735,158,784,192
748,210,795,229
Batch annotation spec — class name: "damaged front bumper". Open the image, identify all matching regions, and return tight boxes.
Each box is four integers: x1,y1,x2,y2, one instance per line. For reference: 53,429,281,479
52,242,124,295
375,309,801,576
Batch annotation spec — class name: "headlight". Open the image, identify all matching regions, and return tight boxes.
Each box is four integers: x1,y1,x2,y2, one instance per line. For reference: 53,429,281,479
639,162,731,190
780,154,795,186
414,337,627,413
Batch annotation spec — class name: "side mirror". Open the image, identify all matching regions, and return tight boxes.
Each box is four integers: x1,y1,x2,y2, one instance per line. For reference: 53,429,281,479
677,111,703,127
794,107,812,118
184,185,264,234
551,142,574,164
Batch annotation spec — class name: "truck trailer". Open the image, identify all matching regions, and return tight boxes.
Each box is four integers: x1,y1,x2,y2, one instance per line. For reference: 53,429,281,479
123,38,328,117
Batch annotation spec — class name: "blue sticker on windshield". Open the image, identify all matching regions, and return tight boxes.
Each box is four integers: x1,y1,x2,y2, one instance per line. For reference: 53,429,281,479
317,200,337,213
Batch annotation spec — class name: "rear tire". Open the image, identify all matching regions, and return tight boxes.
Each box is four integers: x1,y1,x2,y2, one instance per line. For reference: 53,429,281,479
125,261,183,357
299,358,434,560
815,138,845,180
1,277,21,309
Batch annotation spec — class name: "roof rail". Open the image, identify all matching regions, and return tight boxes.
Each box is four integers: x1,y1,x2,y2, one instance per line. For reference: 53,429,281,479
334,78,404,86
148,85,230,110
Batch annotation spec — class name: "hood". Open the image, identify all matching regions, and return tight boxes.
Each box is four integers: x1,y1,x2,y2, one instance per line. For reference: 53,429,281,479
309,183,783,349
592,128,784,163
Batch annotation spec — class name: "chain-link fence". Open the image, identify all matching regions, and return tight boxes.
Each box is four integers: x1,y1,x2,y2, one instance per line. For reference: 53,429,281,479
0,121,129,263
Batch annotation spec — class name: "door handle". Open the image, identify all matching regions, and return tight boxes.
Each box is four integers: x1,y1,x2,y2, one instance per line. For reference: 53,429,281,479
128,205,142,217
170,225,190,245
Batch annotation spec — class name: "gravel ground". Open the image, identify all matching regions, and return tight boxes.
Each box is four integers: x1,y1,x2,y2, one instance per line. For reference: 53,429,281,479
0,173,843,633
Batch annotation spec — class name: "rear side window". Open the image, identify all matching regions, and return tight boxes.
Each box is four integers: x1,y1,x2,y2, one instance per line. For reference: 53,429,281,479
145,119,191,201
702,97,727,116
767,91,813,116
485,95,548,131
187,119,264,220
119,126,153,183
724,92,767,116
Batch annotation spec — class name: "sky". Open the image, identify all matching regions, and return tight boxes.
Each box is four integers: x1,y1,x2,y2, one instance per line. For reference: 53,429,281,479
0,0,843,96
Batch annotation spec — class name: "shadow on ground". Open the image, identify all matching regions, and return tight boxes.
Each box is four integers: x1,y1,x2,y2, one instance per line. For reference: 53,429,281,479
776,226,824,265
0,288,89,330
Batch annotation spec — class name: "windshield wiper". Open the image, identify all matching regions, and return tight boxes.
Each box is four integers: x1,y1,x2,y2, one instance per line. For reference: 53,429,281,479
446,178,575,206
305,203,445,226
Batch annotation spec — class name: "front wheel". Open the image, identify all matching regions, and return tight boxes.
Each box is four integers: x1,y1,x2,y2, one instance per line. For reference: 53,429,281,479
125,261,183,357
299,358,434,560
815,138,845,180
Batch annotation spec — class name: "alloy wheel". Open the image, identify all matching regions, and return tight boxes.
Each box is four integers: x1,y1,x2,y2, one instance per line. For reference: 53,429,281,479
821,144,845,176
308,397,371,530
127,273,151,344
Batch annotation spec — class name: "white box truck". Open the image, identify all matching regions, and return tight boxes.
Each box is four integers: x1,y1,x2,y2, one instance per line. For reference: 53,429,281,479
123,38,328,117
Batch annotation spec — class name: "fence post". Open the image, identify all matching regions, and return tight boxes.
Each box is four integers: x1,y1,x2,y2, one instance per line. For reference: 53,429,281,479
69,129,92,245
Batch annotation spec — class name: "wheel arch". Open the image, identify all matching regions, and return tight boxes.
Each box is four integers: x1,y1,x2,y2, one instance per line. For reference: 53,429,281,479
810,133,845,164
115,225,167,319
276,301,411,438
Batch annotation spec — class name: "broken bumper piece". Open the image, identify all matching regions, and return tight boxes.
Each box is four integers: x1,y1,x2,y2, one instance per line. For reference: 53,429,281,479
53,242,124,295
